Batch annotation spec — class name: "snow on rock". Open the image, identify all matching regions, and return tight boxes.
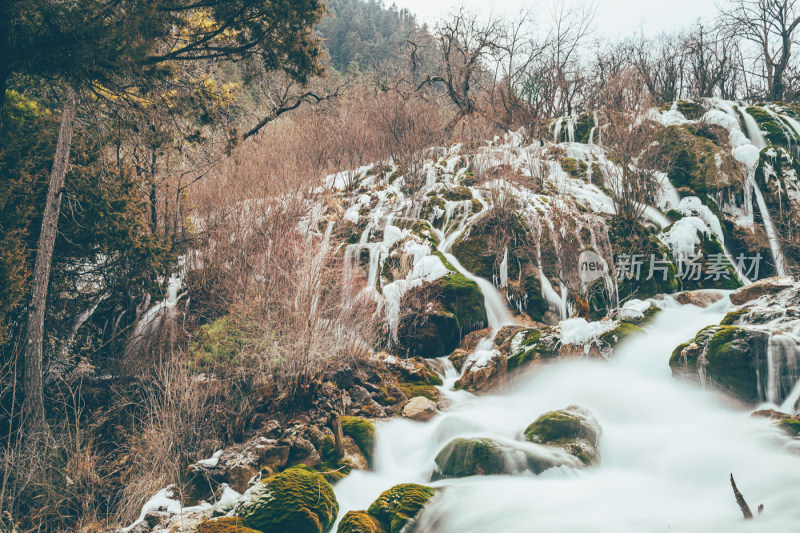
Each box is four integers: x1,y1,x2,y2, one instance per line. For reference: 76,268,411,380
660,216,711,258
733,144,761,170
676,196,724,243
559,317,617,346
619,299,652,321
196,449,223,468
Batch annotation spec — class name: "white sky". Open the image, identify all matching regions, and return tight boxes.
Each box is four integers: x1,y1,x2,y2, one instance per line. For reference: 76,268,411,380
390,0,721,38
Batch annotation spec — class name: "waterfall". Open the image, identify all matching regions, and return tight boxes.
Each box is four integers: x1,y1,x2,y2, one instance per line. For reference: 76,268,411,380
499,247,508,289
738,108,789,276
566,115,575,143
553,117,563,144
760,332,800,409
443,252,516,331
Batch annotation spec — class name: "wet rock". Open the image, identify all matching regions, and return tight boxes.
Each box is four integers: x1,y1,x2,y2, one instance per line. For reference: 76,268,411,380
448,348,470,373
431,437,578,480
454,352,508,393
402,397,438,421
144,510,171,528
233,466,338,533
340,416,376,468
524,405,601,465
752,409,800,437
730,276,795,305
459,328,493,352
676,290,725,308
669,325,772,404
367,483,435,533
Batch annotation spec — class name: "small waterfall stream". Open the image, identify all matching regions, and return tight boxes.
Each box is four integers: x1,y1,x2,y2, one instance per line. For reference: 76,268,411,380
333,298,800,532
738,108,789,275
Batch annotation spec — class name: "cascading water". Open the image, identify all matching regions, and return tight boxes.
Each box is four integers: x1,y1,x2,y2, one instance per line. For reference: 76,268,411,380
738,108,789,276
333,298,800,532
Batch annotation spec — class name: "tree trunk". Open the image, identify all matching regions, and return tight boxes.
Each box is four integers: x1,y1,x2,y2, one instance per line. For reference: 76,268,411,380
21,86,77,430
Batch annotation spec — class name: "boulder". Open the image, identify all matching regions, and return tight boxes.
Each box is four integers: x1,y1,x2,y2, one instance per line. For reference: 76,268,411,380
233,467,338,533
402,397,438,422
367,483,436,533
524,405,601,465
336,511,386,533
447,348,470,373
730,276,794,305
430,437,578,480
669,325,770,404
226,463,258,494
752,409,800,437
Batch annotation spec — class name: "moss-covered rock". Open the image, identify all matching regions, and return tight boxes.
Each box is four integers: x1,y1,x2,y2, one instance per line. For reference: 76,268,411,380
234,466,339,533
199,517,262,533
441,186,473,201
336,511,386,533
560,157,589,180
189,316,243,371
524,406,601,465
431,438,508,480
396,269,488,358
340,417,376,468
367,483,435,533
669,325,770,404
505,328,559,372
599,322,644,347
746,106,794,147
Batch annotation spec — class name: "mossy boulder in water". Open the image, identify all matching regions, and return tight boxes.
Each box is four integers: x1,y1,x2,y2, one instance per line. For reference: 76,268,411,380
234,466,339,533
431,438,509,480
366,483,436,533
340,416,375,468
524,405,601,465
599,322,644,347
336,511,386,533
431,437,573,480
669,325,770,404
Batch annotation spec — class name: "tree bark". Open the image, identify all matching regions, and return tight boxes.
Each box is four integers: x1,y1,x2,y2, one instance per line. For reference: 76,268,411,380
21,86,77,430
730,474,754,519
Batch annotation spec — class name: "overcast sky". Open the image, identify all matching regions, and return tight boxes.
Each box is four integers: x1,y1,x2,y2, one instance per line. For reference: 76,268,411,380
389,0,720,38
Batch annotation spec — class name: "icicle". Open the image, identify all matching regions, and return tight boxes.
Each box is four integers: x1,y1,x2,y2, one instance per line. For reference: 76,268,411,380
499,247,508,288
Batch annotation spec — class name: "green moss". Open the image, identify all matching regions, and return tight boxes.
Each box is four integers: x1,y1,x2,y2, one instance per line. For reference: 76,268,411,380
600,322,644,347
559,157,589,180
236,467,339,533
746,106,792,146
669,342,691,370
431,438,509,480
199,517,262,533
441,186,473,201
396,383,439,403
523,406,600,465
439,273,488,332
337,511,386,533
676,99,703,120
367,484,435,533
721,309,747,326
778,418,800,437
524,409,598,445
188,316,243,371
704,326,765,404
340,416,376,468
574,112,596,144
665,209,684,222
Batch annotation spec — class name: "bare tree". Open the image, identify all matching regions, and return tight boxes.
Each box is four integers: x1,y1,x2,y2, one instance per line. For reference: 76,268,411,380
682,24,738,98
721,0,800,101
417,8,504,125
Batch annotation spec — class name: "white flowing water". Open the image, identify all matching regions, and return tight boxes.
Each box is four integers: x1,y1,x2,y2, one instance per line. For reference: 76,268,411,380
333,298,800,532
738,108,789,276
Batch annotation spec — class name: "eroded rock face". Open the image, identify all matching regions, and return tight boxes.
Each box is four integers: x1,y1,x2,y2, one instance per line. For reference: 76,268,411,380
523,405,601,466
402,396,439,421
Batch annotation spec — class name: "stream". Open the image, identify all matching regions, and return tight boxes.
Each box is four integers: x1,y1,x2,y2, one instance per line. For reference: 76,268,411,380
333,296,800,532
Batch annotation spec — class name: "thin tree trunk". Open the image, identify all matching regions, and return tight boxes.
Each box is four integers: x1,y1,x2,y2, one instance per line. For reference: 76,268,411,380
21,86,77,430
730,474,754,519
